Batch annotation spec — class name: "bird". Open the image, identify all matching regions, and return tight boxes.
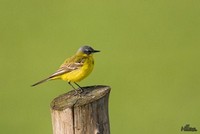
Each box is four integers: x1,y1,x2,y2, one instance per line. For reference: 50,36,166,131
31,45,100,93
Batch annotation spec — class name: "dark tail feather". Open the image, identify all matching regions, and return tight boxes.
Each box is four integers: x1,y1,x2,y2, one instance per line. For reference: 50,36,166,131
31,77,50,87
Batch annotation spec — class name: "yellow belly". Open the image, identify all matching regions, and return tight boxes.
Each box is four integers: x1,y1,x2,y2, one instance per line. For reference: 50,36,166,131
60,59,94,82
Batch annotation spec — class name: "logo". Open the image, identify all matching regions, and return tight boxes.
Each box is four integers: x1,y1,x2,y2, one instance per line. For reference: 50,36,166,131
181,124,197,132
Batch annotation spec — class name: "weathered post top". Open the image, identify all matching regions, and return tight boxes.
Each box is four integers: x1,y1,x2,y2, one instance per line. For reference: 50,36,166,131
51,85,110,110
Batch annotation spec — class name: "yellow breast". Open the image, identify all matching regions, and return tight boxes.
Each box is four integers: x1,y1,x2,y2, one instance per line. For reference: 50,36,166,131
61,56,94,82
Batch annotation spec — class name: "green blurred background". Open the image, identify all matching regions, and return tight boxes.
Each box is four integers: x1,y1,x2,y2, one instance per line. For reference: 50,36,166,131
0,0,200,134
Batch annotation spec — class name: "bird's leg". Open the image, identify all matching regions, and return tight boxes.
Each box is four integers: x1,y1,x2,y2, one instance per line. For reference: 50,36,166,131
68,82,78,95
68,82,76,89
74,82,84,93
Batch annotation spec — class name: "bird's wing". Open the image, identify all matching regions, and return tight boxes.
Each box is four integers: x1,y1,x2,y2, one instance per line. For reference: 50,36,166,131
49,56,86,78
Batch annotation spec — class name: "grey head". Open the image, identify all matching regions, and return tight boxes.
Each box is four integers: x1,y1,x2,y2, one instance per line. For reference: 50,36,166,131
77,45,100,55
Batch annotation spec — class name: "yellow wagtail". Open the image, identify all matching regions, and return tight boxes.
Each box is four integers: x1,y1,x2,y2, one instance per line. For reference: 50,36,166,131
32,46,100,92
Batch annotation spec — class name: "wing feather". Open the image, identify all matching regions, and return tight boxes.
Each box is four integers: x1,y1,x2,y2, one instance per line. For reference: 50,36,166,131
49,56,86,78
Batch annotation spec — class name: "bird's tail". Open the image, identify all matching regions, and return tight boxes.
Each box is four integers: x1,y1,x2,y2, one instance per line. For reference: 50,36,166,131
31,77,51,87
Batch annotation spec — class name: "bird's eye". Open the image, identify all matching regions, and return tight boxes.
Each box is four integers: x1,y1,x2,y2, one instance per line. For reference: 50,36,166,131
83,48,92,54
85,49,91,53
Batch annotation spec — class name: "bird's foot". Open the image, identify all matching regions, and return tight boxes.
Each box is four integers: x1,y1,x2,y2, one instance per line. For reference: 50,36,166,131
73,88,84,96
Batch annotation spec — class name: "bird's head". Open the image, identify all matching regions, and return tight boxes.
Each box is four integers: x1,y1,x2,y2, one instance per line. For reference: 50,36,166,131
77,46,100,55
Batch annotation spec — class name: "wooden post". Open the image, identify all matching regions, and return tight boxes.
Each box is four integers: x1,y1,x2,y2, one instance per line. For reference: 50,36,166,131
50,85,111,134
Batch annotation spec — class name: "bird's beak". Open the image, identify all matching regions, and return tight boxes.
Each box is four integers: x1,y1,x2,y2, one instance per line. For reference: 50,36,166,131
92,50,100,53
